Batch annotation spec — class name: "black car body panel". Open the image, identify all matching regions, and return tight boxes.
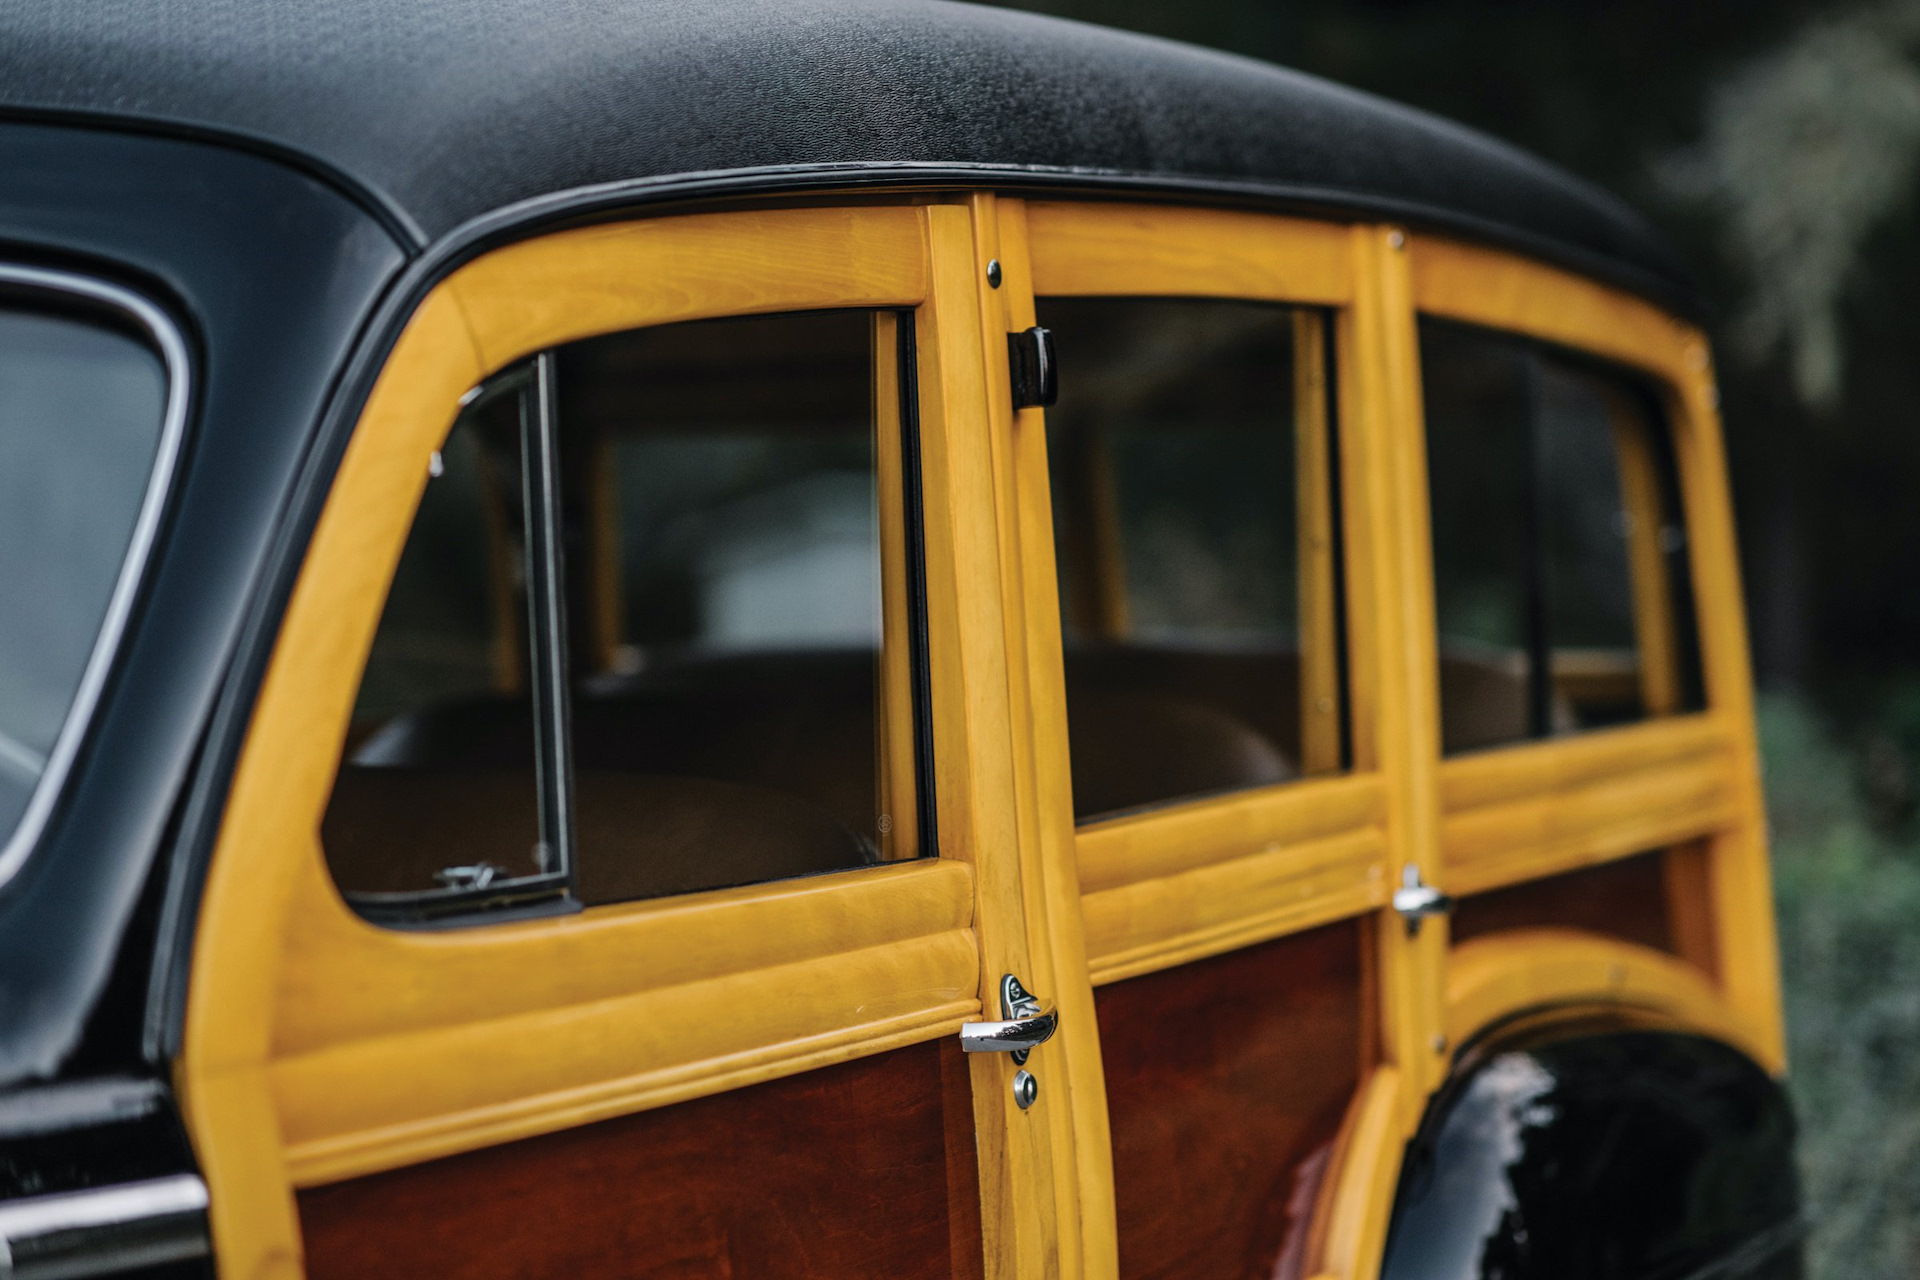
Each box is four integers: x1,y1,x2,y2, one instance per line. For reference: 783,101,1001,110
1382,1029,1803,1280
0,122,404,1089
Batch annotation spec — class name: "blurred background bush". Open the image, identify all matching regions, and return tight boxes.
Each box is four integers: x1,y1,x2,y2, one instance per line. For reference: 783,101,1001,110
980,2,1920,1272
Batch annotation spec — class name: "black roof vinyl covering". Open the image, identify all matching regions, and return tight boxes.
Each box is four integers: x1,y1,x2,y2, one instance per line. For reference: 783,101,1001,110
0,0,1694,307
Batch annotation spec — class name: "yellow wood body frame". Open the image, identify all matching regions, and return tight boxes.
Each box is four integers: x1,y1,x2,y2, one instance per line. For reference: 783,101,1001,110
180,197,1782,1280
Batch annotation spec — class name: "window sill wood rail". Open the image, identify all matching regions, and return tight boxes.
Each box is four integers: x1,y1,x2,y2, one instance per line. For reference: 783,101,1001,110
1438,715,1739,898
1076,776,1391,986
272,858,979,1186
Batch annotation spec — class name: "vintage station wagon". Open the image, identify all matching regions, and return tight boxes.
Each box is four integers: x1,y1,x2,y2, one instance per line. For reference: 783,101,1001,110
0,2,1800,1278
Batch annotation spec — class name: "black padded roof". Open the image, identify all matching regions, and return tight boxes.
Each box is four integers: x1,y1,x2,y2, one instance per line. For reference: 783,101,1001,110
0,0,1691,304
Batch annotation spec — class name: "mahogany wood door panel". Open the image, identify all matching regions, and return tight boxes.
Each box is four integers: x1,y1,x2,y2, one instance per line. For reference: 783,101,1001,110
299,1039,983,1280
1095,921,1369,1280
1450,850,1672,953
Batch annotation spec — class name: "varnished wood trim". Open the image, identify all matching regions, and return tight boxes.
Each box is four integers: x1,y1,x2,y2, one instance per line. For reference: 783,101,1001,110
1438,711,1730,813
282,993,977,1188
1296,311,1343,776
1408,234,1697,384
449,206,929,374
1075,777,1390,984
1306,1066,1404,1280
278,857,975,1055
972,195,1119,1280
1025,201,1353,304
1078,774,1385,895
1668,335,1785,1065
299,1039,985,1280
1610,398,1684,716
875,310,921,859
180,204,960,1278
1438,718,1739,895
1084,828,1387,986
918,197,1076,1280
1445,928,1774,1070
1343,225,1450,1122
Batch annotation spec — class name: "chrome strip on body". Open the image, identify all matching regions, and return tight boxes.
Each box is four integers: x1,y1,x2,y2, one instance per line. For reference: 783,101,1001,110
0,1174,209,1279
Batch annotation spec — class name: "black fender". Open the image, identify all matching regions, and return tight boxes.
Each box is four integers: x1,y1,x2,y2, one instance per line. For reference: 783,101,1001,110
1380,1023,1802,1280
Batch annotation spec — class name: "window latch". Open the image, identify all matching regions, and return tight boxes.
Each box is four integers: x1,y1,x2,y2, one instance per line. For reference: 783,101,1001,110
1392,864,1454,935
1007,326,1058,410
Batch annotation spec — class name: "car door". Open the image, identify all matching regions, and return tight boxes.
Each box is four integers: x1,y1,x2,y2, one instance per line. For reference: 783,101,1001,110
176,200,1108,1280
986,199,1430,1280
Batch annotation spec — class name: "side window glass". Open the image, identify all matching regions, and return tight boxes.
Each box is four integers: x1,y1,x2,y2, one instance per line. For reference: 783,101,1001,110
325,309,929,921
328,390,548,910
1037,297,1346,823
0,299,171,855
1422,319,1703,755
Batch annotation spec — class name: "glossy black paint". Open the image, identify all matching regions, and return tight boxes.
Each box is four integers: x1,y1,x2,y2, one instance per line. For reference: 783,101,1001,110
0,1078,212,1277
0,1078,192,1200
0,121,404,1090
1381,1029,1802,1280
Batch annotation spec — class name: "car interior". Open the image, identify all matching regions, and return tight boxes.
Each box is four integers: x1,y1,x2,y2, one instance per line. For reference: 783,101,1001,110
322,301,1698,915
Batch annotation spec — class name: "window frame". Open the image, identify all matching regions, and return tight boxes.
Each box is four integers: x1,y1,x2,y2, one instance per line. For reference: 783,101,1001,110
1418,315,1705,750
0,265,192,890
1408,232,1783,1080
1014,201,1382,988
333,308,938,923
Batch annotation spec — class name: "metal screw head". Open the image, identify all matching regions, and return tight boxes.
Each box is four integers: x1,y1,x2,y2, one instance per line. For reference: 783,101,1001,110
1012,1069,1038,1110
986,258,1003,288
1432,1034,1449,1055
1387,229,1407,250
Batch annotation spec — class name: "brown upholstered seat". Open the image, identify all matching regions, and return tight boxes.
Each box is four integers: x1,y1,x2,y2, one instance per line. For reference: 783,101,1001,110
1064,643,1304,765
330,644,1315,898
1436,647,1577,754
1063,687,1293,821
324,765,875,902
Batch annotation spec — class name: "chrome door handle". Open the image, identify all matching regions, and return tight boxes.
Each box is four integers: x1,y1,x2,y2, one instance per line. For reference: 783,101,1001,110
960,1008,1058,1056
960,973,1058,1064
1392,864,1453,935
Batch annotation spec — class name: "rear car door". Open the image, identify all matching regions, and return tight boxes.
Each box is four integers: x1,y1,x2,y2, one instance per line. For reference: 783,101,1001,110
991,199,1425,1280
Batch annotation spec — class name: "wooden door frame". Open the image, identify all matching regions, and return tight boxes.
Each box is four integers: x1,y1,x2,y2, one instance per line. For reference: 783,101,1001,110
177,199,1086,1280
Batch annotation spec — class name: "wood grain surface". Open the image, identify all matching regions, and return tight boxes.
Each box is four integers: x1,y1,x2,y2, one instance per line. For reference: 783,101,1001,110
1450,849,1675,955
299,1038,983,1280
1095,921,1368,1280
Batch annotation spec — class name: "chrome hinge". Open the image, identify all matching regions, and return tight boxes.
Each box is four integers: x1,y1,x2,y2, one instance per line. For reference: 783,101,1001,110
1392,865,1454,936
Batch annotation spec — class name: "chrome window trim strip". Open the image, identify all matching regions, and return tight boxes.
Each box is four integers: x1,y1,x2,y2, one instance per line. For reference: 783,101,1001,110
0,1173,209,1278
0,265,194,891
